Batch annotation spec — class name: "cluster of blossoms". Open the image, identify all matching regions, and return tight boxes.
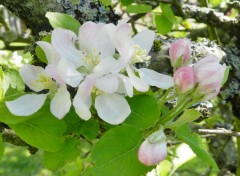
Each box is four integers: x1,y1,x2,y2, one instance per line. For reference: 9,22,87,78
138,39,227,166
5,20,174,125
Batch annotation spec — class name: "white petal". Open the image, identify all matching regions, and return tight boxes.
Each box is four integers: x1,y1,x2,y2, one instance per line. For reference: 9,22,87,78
73,92,92,121
45,64,65,86
117,74,133,97
95,94,131,125
92,56,120,76
36,41,59,64
94,74,119,94
78,22,104,52
126,66,149,92
20,64,49,92
52,28,85,67
133,30,155,54
116,23,134,63
6,94,47,116
77,77,94,97
138,68,174,89
50,87,71,119
93,24,116,58
57,58,84,87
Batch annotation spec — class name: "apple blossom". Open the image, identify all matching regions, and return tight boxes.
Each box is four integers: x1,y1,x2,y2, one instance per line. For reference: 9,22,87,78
194,55,227,100
138,128,167,166
5,64,71,119
169,39,191,68
115,23,174,91
174,66,196,93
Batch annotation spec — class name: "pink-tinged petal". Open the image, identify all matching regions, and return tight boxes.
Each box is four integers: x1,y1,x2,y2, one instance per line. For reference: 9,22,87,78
117,18,129,26
92,56,120,76
117,74,133,97
133,30,155,54
45,64,65,86
138,138,167,166
173,66,196,93
138,68,174,89
36,41,59,64
126,66,149,92
169,39,191,67
78,22,104,52
57,58,84,87
116,23,134,66
194,55,220,71
95,94,131,125
50,87,71,119
20,64,49,92
94,74,119,94
52,28,85,67
77,77,94,97
6,94,47,116
73,91,92,121
93,24,116,58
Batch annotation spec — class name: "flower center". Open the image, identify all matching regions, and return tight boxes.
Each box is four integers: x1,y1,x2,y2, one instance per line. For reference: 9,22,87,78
81,49,100,73
131,45,151,65
31,75,57,91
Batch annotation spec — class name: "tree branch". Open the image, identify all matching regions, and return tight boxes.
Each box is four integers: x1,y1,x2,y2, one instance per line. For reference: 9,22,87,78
195,128,240,137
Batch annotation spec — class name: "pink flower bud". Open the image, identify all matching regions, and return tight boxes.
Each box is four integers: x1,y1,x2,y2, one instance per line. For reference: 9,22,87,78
174,66,196,93
194,55,227,100
138,130,167,166
169,39,191,67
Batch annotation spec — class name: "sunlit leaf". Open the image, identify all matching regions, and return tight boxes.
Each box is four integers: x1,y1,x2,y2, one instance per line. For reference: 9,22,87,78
175,124,219,170
124,94,160,129
35,35,51,64
126,4,152,13
43,138,80,170
155,15,173,34
9,110,66,152
83,125,152,176
46,12,81,34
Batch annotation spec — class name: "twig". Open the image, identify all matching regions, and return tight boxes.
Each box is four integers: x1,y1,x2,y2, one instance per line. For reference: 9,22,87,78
195,128,240,137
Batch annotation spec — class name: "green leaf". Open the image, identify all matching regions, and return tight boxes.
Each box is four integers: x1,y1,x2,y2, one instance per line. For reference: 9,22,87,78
45,12,81,34
155,15,173,35
165,109,201,128
83,125,152,176
1,69,24,96
0,134,4,160
121,0,133,6
160,3,177,24
0,67,3,98
100,0,111,6
43,138,80,171
77,119,99,140
126,4,152,13
221,66,230,86
35,35,51,64
175,124,219,170
9,111,66,152
63,110,100,140
124,94,160,129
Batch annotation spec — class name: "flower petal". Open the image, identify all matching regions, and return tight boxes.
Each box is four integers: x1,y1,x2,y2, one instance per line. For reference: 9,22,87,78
20,64,50,92
95,94,131,125
138,68,174,89
92,56,120,76
73,90,92,121
93,24,116,58
94,74,119,94
117,74,133,97
133,30,155,54
78,22,104,52
50,87,71,119
45,64,65,86
57,58,84,87
51,28,85,67
138,139,167,166
6,94,47,116
36,41,59,64
126,66,149,92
